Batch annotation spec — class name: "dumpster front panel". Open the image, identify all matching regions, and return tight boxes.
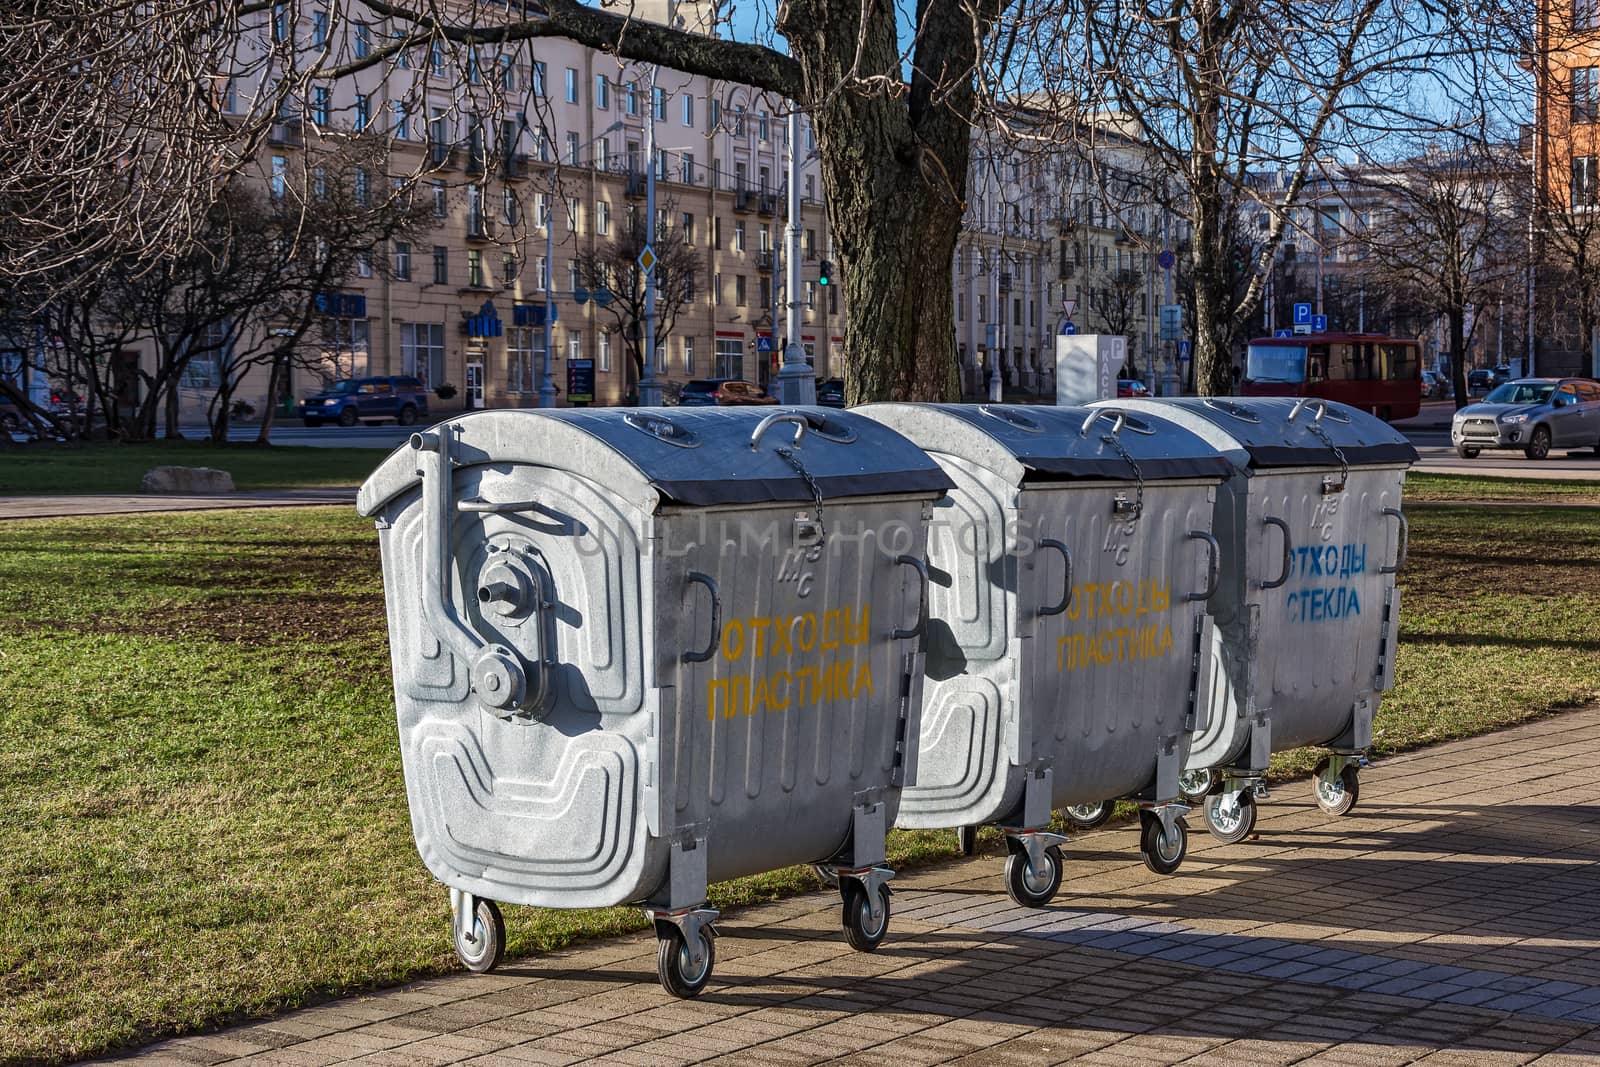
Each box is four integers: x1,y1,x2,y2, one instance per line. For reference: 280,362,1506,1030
656,496,931,883
377,459,663,910
1022,479,1217,806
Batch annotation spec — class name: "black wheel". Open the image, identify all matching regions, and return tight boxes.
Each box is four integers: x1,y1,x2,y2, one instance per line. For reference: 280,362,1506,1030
1203,791,1257,845
656,925,715,998
302,418,322,428
1178,768,1218,802
955,825,978,856
453,897,505,973
1139,813,1188,875
1525,425,1551,460
1064,801,1113,830
338,406,359,427
841,880,891,952
1004,844,1064,908
1313,756,1360,816
398,404,419,427
1455,445,1479,459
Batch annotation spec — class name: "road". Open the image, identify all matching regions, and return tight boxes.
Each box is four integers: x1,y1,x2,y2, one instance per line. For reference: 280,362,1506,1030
196,403,1600,480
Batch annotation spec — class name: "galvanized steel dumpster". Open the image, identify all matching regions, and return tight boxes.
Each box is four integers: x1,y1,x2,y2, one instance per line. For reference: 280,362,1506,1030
1106,397,1416,843
356,407,950,996
858,403,1234,899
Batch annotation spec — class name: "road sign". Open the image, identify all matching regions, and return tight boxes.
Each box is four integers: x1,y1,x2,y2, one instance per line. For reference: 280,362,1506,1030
637,245,657,274
1062,321,1077,336
1293,302,1311,326
756,335,773,353
1157,249,1176,271
1160,304,1183,342
566,358,595,404
573,286,590,306
1061,298,1077,317
1275,328,1293,338
1312,314,1328,332
1178,340,1192,362
984,323,998,349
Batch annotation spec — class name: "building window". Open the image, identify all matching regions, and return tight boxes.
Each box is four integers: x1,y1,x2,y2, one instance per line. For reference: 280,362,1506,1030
710,97,721,129
653,86,666,120
682,336,695,372
1576,67,1600,124
357,250,373,278
310,86,330,126
566,196,580,232
713,272,722,305
681,152,696,184
354,167,368,205
354,94,370,131
715,337,743,378
394,242,411,280
735,274,747,306
498,54,515,91
1580,0,1600,29
354,22,370,58
466,249,485,288
567,131,581,165
733,221,746,253
270,155,286,199
759,277,771,310
311,11,328,49
805,281,815,310
713,217,723,250
400,322,445,385
507,326,536,392
683,270,696,301
565,67,579,104
682,93,695,127
596,200,611,235
733,104,746,137
503,187,519,225
626,82,640,116
681,212,695,245
391,101,409,140
432,246,448,284
1574,156,1600,206
532,61,546,96
502,252,518,286
595,75,609,110
432,180,447,216
757,110,769,141
598,332,611,372
567,330,582,364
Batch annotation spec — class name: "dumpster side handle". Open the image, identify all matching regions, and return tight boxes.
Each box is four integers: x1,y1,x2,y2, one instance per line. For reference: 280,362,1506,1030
1185,531,1220,602
893,555,930,641
1260,516,1292,590
682,572,721,663
1037,538,1073,616
1379,507,1408,574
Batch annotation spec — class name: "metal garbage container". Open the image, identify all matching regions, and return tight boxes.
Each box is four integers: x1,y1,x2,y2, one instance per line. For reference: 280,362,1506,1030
857,403,1233,900
1106,397,1416,843
356,407,950,996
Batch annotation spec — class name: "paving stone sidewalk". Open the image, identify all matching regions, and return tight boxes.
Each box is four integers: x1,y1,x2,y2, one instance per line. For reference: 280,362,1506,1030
107,708,1600,1066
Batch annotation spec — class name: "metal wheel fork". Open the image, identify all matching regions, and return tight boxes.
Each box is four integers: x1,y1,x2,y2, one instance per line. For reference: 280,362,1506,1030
644,905,720,974
1004,829,1068,879
1140,800,1191,839
833,864,895,929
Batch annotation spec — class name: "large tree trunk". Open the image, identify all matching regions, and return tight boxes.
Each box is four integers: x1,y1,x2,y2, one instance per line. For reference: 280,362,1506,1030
1191,206,1235,397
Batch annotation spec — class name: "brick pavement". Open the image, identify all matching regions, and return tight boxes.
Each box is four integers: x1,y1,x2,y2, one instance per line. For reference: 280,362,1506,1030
104,708,1600,1066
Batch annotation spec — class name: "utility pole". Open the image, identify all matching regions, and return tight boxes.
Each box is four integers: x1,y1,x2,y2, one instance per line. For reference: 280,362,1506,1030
539,184,557,407
637,50,665,405
774,110,815,404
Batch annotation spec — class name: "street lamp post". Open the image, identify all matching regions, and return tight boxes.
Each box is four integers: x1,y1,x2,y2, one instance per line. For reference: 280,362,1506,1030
774,111,816,404
637,53,665,406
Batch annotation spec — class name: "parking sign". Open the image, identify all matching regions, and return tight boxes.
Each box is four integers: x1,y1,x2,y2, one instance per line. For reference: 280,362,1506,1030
1293,303,1311,325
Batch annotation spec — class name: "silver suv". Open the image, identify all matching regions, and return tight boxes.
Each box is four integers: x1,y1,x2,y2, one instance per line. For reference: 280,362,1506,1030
1451,377,1600,460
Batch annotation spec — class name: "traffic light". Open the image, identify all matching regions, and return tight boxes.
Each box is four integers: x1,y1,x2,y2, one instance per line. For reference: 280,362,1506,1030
818,259,832,286
1231,245,1247,273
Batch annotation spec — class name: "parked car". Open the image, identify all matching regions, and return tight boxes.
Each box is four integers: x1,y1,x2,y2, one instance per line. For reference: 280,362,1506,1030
1451,377,1600,460
676,378,777,406
815,377,845,408
1466,368,1495,394
1421,370,1453,399
1117,378,1151,398
1491,364,1514,387
299,376,429,427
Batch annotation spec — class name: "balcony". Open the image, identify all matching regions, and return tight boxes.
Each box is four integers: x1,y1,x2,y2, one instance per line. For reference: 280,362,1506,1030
501,153,530,181
624,170,646,199
733,188,757,213
756,250,775,272
428,140,459,169
998,272,1012,292
268,118,304,147
757,193,777,217
466,212,493,241
465,151,487,177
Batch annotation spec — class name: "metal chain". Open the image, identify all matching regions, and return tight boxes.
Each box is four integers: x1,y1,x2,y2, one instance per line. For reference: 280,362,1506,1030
1303,418,1350,493
776,445,826,538
1100,431,1145,521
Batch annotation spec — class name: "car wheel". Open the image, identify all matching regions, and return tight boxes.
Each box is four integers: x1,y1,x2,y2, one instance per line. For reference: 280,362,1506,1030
398,405,419,427
1525,425,1551,461
338,407,359,428
1455,445,1479,459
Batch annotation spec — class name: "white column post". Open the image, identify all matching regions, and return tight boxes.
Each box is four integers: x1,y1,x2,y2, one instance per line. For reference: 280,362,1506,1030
775,110,815,404
538,182,557,407
638,63,664,406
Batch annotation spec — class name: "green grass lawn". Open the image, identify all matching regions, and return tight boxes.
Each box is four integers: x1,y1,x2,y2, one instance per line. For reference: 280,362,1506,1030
1404,471,1600,504
0,443,387,494
1,493,1598,1064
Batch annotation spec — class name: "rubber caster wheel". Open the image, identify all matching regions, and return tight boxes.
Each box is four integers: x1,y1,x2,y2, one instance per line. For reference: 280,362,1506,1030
1178,768,1218,802
1004,844,1064,908
841,880,891,952
1203,791,1257,844
956,825,978,855
1139,813,1188,875
1314,757,1360,816
656,924,715,998
1064,801,1112,830
453,897,506,973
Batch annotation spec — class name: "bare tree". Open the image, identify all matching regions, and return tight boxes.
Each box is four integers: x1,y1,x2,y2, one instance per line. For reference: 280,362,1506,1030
573,200,697,398
1084,268,1145,374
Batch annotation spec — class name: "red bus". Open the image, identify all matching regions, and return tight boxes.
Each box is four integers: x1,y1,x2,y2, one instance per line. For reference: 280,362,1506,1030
1241,332,1422,421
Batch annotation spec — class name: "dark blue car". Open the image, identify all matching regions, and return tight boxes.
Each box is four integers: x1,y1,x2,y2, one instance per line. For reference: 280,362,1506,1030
300,376,429,427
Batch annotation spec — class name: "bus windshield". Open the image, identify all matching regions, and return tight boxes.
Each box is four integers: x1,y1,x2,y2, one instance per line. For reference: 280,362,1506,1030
1246,345,1307,384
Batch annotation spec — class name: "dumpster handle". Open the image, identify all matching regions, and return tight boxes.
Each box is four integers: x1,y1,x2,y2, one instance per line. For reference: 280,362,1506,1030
750,412,809,451
459,497,540,513
1261,516,1292,590
1185,531,1220,602
1379,507,1408,574
1038,538,1073,616
412,430,485,659
682,572,721,663
893,555,930,641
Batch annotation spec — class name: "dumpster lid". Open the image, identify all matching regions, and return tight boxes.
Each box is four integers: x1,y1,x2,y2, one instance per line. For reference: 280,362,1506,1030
356,407,951,516
1106,397,1418,469
857,403,1234,485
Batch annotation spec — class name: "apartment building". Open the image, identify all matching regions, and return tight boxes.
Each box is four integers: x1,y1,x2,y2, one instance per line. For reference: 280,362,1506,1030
168,2,842,418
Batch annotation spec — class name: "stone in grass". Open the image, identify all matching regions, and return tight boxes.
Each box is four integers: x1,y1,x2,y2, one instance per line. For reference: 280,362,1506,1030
139,466,236,494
